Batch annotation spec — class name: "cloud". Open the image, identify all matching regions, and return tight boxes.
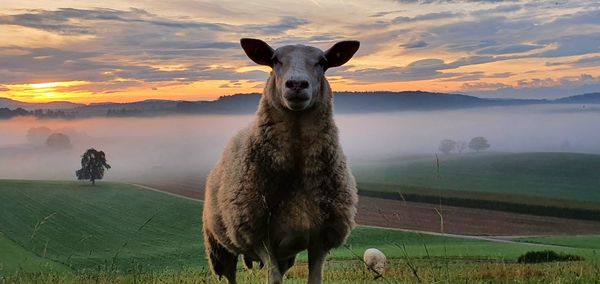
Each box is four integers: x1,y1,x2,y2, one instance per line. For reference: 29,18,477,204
516,74,599,89
0,47,111,84
429,16,532,45
440,71,513,82
106,65,267,84
547,56,600,68
463,74,600,99
477,44,543,55
470,4,522,16
0,45,269,88
0,85,8,91
536,35,600,58
489,72,513,78
392,11,461,24
0,8,308,57
335,67,451,82
55,81,142,94
549,9,600,27
400,40,429,48
218,80,243,88
440,72,485,82
445,40,498,53
369,10,405,18
334,59,455,82
397,7,600,73
462,82,512,92
334,54,517,83
0,8,305,90
392,0,519,3
446,55,499,68
247,16,309,34
430,10,600,58
0,8,226,35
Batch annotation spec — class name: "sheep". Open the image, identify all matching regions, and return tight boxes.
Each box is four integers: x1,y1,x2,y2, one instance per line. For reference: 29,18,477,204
202,38,360,284
363,248,386,275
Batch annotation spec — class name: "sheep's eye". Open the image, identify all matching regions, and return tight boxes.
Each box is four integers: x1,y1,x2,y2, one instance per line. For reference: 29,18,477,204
272,56,281,65
317,57,327,68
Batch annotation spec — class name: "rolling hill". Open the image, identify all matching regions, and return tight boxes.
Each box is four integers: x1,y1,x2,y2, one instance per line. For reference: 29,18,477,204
353,152,600,204
1,91,599,118
3,180,600,283
2,179,595,276
174,91,538,114
0,97,84,110
555,92,600,104
0,180,204,273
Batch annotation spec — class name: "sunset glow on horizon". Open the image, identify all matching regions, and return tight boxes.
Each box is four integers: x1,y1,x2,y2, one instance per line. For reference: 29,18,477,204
0,0,599,104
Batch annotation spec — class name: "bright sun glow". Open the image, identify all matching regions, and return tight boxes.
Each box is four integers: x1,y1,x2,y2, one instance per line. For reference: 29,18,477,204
29,81,87,89
29,82,64,89
2,81,93,103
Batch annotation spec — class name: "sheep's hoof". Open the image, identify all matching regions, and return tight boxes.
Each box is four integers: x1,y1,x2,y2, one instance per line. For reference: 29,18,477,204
243,255,253,269
242,254,264,270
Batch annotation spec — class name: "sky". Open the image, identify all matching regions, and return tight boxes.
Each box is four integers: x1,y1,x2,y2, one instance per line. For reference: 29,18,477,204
0,0,599,103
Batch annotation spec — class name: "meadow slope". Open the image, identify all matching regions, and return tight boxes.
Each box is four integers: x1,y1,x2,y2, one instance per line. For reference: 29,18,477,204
353,152,600,203
1,180,599,283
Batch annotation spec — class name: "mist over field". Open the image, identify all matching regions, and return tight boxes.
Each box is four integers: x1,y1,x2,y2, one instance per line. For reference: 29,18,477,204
1,104,599,181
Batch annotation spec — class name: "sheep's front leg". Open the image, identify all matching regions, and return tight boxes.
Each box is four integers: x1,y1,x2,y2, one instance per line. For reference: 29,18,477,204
257,245,284,284
267,261,283,284
307,244,328,284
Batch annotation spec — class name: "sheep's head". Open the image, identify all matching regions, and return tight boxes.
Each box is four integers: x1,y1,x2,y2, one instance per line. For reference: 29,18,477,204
373,262,385,274
241,38,359,111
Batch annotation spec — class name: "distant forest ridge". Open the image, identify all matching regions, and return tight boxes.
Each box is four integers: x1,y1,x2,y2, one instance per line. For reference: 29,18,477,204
1,91,600,119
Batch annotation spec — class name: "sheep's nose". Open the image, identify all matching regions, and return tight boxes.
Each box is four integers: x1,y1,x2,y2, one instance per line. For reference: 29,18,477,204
285,79,309,90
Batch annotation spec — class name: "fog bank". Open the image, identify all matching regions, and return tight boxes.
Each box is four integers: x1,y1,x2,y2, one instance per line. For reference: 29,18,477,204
1,104,599,181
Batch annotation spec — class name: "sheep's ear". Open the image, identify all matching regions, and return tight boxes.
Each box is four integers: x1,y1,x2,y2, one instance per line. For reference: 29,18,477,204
324,40,360,70
240,38,275,67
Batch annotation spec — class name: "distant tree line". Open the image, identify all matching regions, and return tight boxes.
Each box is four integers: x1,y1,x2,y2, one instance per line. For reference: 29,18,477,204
0,108,76,119
33,109,76,119
106,108,143,117
0,107,29,119
438,136,490,154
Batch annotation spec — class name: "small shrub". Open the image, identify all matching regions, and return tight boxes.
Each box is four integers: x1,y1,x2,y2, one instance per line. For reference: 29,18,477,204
517,250,584,263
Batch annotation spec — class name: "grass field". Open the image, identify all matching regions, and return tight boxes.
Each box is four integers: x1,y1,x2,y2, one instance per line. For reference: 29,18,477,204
4,260,600,283
353,152,600,203
0,232,69,274
1,180,600,283
0,180,203,273
517,235,600,250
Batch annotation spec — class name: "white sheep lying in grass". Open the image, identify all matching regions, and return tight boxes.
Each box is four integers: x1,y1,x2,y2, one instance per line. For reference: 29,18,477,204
364,248,386,275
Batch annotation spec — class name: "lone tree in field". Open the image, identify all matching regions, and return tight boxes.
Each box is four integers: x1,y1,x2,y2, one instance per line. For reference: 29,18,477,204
76,148,111,185
438,139,457,154
468,136,490,152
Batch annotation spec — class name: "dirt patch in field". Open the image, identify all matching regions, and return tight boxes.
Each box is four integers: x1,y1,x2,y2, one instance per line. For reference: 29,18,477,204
356,196,600,235
136,176,600,236
135,174,205,199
